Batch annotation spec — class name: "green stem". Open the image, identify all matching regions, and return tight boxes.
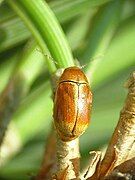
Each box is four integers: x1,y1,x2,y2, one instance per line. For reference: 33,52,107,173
7,0,74,70
7,0,56,73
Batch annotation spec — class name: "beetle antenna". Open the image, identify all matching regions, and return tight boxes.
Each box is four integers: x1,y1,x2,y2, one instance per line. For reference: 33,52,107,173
36,48,58,65
80,54,104,69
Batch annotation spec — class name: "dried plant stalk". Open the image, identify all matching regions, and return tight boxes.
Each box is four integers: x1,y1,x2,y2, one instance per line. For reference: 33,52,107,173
0,74,26,146
104,157,135,180
35,129,57,180
97,71,135,179
53,136,80,180
84,151,102,179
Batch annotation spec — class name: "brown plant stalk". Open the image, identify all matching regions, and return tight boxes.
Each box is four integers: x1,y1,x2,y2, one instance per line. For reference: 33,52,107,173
89,71,135,179
104,157,135,180
0,74,26,146
35,130,57,180
53,136,80,180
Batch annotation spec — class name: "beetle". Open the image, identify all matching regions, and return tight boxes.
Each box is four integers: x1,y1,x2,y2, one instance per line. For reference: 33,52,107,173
54,66,92,141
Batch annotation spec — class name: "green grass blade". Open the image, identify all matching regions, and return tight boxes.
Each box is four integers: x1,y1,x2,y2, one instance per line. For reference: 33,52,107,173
93,15,135,89
7,0,74,70
82,0,123,83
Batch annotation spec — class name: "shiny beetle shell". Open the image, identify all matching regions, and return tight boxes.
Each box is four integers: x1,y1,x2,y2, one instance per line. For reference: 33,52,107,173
54,66,92,141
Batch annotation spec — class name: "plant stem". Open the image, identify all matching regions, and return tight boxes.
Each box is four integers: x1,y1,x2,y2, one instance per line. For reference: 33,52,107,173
55,136,80,180
104,157,135,179
35,130,57,180
97,71,135,179
7,0,74,70
0,74,26,146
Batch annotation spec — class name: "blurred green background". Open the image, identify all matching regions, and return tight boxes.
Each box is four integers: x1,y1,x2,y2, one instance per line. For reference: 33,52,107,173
0,0,135,179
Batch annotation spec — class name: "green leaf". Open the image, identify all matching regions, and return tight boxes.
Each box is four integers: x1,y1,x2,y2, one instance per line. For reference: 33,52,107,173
7,0,74,71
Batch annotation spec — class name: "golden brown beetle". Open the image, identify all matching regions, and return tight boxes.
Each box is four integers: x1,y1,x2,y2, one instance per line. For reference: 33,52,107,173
54,67,92,141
